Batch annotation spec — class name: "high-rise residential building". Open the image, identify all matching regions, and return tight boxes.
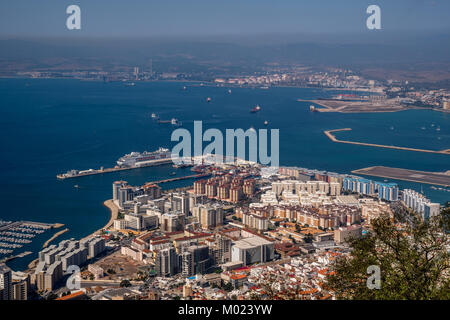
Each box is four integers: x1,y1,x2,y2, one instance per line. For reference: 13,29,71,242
343,177,398,201
194,180,207,195
171,192,190,215
113,180,128,201
11,272,29,300
155,247,178,277
243,179,256,196
181,251,194,277
206,182,217,198
230,186,243,203
187,245,211,275
242,211,269,231
0,263,12,300
402,189,441,220
215,236,232,264
375,182,399,201
193,204,224,229
161,213,185,232
43,261,63,292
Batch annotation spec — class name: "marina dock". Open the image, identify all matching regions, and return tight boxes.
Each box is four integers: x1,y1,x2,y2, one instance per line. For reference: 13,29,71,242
324,128,450,155
0,220,58,259
352,166,450,187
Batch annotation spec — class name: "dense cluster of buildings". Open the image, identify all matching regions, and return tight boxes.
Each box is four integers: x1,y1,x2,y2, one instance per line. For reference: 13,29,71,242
32,237,106,292
214,68,382,92
4,158,444,301
193,176,256,203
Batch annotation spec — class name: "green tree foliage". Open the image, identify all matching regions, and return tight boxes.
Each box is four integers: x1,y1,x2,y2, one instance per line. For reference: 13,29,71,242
327,209,450,300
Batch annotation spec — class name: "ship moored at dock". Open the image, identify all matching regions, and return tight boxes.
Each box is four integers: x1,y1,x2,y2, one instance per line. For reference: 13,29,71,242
57,147,174,180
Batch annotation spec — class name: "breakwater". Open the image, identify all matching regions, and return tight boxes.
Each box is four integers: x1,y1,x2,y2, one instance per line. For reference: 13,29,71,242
324,128,450,155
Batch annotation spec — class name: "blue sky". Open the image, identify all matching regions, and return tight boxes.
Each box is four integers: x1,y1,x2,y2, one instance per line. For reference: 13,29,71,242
0,0,449,37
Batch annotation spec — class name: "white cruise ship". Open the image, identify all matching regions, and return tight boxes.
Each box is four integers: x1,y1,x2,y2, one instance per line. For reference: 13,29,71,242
117,147,171,167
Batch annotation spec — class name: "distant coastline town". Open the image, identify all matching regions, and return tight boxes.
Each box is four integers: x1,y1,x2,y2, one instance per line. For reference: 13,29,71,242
9,65,450,114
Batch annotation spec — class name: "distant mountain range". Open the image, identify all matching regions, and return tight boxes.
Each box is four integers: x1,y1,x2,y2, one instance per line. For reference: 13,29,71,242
0,32,449,83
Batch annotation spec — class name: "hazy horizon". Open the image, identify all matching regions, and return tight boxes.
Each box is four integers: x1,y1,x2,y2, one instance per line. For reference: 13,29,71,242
1,0,449,38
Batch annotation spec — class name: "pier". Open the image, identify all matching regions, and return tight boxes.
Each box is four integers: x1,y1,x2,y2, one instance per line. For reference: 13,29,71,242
56,159,173,180
324,128,450,155
352,166,450,187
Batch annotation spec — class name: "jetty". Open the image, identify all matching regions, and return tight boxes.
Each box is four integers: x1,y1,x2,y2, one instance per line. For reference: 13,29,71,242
0,251,32,264
43,228,69,248
324,128,450,155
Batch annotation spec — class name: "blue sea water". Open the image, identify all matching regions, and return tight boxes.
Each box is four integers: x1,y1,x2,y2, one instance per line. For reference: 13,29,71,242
0,78,449,271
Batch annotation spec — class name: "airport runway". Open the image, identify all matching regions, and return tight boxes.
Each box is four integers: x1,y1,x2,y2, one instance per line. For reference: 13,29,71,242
352,166,450,186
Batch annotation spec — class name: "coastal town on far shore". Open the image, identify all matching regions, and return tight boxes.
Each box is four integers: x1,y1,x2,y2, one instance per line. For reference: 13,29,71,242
1,149,447,300
12,65,450,114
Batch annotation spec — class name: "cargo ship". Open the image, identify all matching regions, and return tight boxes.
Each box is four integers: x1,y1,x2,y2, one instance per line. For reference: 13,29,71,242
250,105,261,113
117,147,171,167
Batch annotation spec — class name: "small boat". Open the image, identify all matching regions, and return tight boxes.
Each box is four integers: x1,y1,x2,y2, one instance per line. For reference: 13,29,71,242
436,126,441,131
125,82,135,86
228,89,232,94
310,105,316,112
206,97,212,103
74,185,80,189
250,105,261,113
171,118,182,126
169,172,176,176
183,86,187,90
264,120,269,126
151,113,159,119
